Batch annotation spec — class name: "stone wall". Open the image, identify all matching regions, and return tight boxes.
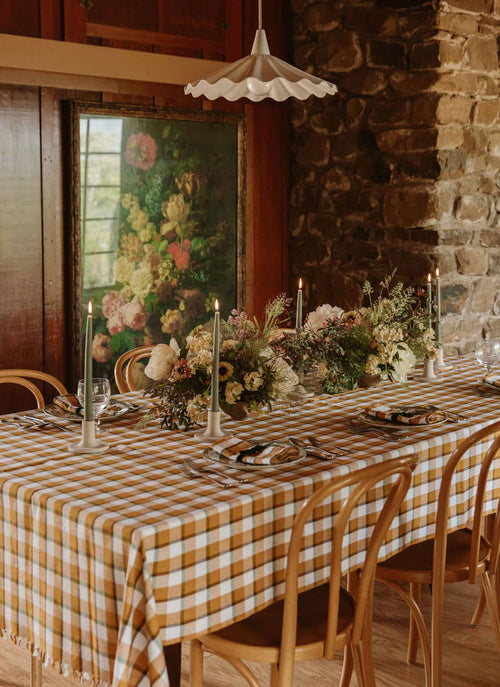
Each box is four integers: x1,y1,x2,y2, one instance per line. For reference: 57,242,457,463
289,0,500,352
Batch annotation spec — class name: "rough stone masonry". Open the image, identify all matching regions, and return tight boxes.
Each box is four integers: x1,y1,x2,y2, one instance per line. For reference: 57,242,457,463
290,0,500,352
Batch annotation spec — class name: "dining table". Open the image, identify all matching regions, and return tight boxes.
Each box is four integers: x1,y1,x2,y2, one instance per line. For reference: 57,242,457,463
0,355,499,687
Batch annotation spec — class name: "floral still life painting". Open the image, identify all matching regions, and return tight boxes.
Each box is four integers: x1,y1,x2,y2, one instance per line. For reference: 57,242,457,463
70,102,245,382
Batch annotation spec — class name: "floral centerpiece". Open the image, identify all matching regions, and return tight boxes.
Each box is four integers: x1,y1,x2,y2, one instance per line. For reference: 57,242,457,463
308,274,438,394
140,296,301,430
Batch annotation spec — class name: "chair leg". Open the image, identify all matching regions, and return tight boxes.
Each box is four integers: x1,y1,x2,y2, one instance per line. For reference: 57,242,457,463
339,645,354,687
378,578,431,687
270,663,279,687
407,583,421,664
470,586,486,627
481,574,500,654
351,643,367,687
190,639,204,687
30,655,42,687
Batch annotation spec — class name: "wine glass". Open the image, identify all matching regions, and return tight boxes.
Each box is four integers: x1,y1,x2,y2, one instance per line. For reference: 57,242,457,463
77,377,111,432
474,339,500,376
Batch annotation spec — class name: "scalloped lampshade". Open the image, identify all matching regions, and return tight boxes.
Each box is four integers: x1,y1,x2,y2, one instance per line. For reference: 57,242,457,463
185,26,337,103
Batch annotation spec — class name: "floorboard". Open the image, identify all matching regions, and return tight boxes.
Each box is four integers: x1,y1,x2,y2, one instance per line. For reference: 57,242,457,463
0,580,498,686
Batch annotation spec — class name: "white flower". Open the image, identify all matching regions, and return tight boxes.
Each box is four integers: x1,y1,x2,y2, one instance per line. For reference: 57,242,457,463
129,266,154,298
161,193,190,223
225,381,243,404
144,344,179,381
113,256,135,284
186,395,209,424
269,356,299,400
305,304,344,331
244,371,263,391
222,339,238,352
365,354,382,376
391,343,416,383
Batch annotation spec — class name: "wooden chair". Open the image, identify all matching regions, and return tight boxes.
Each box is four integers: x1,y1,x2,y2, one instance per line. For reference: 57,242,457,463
375,421,500,687
0,369,68,409
190,454,418,687
114,345,154,393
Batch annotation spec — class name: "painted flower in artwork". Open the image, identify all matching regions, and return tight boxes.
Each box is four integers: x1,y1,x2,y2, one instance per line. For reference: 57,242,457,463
83,120,236,380
125,132,157,171
91,333,113,363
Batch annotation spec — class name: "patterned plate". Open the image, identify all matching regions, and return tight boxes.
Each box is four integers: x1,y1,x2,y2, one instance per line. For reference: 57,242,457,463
44,399,134,422
357,410,447,430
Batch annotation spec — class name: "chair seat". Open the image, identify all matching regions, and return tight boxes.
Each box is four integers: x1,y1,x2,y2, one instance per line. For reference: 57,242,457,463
377,528,490,584
201,583,355,663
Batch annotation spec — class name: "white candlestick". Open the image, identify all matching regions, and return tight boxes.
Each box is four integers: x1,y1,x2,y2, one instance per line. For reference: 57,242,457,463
295,278,303,330
210,299,220,412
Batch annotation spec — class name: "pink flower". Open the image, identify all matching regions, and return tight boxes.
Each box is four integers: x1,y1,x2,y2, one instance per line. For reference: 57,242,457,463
92,333,113,363
125,133,157,171
102,290,127,319
122,296,148,331
107,310,125,335
167,239,191,271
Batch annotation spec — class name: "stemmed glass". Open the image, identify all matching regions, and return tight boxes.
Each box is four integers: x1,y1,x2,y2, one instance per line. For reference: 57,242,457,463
77,377,111,432
474,339,500,376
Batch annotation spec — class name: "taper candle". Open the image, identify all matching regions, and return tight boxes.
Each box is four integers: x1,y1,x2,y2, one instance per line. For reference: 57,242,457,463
427,273,432,330
435,267,441,343
210,299,220,412
84,301,93,422
295,278,303,330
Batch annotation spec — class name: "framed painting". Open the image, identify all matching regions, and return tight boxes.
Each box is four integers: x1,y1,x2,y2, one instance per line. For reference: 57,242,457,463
67,101,246,386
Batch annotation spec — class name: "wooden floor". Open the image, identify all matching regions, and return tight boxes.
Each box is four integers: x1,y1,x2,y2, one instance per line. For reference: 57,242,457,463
0,580,499,686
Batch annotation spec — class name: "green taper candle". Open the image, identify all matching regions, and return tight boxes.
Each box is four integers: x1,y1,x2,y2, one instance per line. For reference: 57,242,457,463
210,299,220,412
84,301,93,422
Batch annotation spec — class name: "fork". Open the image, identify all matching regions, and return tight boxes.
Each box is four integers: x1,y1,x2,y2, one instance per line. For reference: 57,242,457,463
184,457,249,484
15,415,77,434
306,436,351,455
181,462,240,489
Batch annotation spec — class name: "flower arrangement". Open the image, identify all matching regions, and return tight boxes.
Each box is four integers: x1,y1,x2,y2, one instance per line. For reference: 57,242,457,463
309,274,438,394
141,296,300,430
84,118,238,378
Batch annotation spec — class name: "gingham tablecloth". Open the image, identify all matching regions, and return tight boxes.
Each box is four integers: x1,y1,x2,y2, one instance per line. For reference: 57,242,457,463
0,356,499,686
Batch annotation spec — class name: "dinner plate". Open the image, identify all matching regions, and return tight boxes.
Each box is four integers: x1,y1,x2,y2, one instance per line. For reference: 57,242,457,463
481,379,500,392
44,399,134,422
203,440,306,470
357,410,447,430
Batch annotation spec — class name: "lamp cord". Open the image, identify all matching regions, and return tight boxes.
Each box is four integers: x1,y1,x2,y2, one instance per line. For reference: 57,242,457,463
258,0,262,29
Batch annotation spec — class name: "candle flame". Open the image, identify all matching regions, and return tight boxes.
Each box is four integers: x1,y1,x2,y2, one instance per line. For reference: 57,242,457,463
436,267,439,278
88,300,93,315
298,278,303,289
427,273,431,283
214,298,219,311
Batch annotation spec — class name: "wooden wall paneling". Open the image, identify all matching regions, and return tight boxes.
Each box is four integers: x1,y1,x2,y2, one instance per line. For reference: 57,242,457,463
87,0,158,32
62,0,86,42
0,0,40,38
224,0,243,61
40,87,67,390
158,0,226,43
40,0,62,40
0,85,44,413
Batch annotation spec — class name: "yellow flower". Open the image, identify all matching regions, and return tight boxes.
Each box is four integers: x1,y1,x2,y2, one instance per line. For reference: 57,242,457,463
219,362,234,381
161,309,183,334
113,256,135,284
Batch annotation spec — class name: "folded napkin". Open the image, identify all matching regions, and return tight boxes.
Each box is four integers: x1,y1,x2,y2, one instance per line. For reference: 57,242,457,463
53,394,83,415
364,405,447,425
483,374,500,388
210,436,299,465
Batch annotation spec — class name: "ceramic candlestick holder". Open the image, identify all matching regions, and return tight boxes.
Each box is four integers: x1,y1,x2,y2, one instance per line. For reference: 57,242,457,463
68,420,108,454
434,348,453,372
194,410,232,442
418,357,439,382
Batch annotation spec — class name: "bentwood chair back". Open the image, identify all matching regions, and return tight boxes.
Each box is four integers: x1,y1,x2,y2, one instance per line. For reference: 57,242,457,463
375,420,500,687
114,345,154,393
0,369,68,409
190,454,418,687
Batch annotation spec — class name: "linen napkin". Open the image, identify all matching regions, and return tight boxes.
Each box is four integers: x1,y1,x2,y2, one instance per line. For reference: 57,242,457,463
53,394,83,415
364,405,447,425
210,436,299,465
483,374,500,389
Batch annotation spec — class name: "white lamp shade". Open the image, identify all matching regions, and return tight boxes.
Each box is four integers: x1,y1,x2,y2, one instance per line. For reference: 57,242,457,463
185,29,337,102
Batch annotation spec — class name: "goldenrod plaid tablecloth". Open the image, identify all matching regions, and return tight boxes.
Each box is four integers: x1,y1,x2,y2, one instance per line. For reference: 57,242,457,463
0,357,499,686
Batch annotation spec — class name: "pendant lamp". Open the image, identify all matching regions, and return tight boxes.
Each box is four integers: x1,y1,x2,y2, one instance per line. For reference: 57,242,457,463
184,0,337,102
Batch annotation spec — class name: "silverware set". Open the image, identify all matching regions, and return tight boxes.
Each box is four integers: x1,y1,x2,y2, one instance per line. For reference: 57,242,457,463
0,415,77,434
181,457,249,488
288,437,351,460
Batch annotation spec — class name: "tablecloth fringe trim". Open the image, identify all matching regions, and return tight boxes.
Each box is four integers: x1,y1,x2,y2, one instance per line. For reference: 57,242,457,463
0,630,111,686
